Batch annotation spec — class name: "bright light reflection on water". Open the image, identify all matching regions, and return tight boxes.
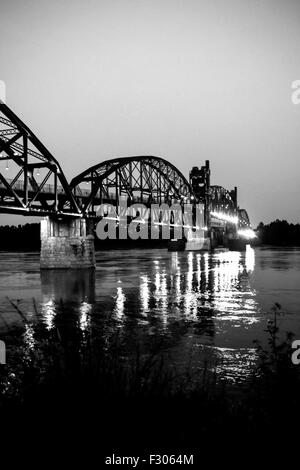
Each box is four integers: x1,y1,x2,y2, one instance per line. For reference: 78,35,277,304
1,246,300,385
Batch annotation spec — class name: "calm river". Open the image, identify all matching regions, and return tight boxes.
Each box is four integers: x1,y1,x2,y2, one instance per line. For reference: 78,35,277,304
0,246,300,383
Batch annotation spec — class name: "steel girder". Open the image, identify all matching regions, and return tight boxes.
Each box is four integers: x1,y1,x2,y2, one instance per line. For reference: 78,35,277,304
210,185,236,213
70,156,194,215
238,208,251,228
0,101,80,216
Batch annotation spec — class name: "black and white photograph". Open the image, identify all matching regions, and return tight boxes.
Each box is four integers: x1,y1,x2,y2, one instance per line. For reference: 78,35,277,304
1,0,300,466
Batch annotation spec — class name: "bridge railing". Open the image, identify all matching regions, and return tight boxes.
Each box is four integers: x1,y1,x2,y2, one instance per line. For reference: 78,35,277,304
0,179,177,204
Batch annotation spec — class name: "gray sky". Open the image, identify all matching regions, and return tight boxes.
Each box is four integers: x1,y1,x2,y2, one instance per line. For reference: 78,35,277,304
1,0,300,227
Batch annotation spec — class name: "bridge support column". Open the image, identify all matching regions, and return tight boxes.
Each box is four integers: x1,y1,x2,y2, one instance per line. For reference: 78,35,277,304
40,217,96,269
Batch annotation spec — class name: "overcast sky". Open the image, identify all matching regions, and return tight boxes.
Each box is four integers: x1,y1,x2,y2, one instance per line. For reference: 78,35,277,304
1,0,300,227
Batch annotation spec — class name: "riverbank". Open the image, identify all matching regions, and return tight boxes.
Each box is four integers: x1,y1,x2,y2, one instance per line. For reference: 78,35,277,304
1,301,300,453
1,220,300,251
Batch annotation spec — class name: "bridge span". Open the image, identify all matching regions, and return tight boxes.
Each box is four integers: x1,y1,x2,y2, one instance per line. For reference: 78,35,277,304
0,101,253,268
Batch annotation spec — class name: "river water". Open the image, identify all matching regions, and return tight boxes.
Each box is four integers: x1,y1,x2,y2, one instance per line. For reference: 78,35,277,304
0,246,300,384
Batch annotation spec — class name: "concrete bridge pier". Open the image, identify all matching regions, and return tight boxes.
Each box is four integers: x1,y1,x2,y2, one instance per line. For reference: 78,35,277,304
40,217,96,269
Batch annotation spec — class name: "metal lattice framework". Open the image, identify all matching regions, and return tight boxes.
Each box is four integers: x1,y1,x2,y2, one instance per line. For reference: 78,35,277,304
70,156,193,215
210,185,236,213
0,102,250,228
238,208,251,228
0,101,80,216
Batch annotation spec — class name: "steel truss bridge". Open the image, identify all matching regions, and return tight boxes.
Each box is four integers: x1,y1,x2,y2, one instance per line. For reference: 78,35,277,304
0,101,251,230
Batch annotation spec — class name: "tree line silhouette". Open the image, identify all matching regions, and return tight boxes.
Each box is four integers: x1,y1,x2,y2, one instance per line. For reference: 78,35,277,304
0,223,40,251
256,219,300,246
0,219,299,250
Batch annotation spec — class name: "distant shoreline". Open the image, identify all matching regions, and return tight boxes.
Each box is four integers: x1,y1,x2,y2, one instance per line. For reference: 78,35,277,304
1,245,300,254
0,219,299,251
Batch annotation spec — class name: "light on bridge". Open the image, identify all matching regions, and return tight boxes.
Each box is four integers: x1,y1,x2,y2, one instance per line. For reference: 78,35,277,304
237,229,256,240
211,211,238,224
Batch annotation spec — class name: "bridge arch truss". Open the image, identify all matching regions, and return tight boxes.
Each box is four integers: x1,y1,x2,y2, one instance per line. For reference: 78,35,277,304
209,185,236,213
70,156,193,215
0,101,80,216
